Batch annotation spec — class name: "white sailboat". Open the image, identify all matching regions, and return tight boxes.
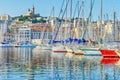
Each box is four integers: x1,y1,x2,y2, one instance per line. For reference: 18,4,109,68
79,0,102,56
37,44,52,50
52,43,74,53
51,0,73,53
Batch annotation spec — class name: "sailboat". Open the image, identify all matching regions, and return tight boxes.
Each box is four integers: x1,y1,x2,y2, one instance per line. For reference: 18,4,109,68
77,0,102,56
51,0,73,53
36,7,56,50
68,0,84,55
99,28,120,57
98,0,120,57
0,42,11,47
52,44,72,53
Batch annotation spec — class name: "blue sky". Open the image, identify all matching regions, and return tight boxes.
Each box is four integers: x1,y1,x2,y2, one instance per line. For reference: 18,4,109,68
0,0,120,20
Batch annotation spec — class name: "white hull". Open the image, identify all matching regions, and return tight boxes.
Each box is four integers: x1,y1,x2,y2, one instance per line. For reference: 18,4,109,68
52,46,73,53
83,50,101,56
79,47,101,55
80,47,99,51
17,43,36,47
0,43,11,47
37,45,52,50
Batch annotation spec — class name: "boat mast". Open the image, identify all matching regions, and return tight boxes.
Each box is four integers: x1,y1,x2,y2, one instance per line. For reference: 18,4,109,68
53,0,69,41
100,0,103,38
48,6,55,44
82,0,95,40
70,0,72,38
113,12,116,41
99,0,104,45
89,0,93,41
64,0,68,44
90,0,92,22
70,0,72,19
51,0,65,44
82,0,84,39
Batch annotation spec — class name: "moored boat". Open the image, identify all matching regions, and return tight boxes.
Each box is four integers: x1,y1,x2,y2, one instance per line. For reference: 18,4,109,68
19,43,36,48
73,50,83,55
80,47,101,56
52,46,67,53
80,47,99,51
52,45,73,53
100,49,120,57
37,44,52,50
0,42,11,47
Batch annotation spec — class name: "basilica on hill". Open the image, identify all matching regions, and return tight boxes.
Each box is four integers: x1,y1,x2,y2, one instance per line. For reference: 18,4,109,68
23,5,40,17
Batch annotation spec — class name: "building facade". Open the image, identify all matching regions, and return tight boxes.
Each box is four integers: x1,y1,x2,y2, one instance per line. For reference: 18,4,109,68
0,20,10,42
30,23,52,45
0,14,11,21
18,27,31,43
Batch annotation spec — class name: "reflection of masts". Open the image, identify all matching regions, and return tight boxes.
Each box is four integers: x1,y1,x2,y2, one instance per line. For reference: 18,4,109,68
6,48,10,79
113,65,116,80
74,59,79,80
73,59,76,80
64,58,67,80
88,62,91,80
100,65,103,80
69,59,72,80
28,50,34,80
46,52,49,77
51,54,54,79
82,62,85,80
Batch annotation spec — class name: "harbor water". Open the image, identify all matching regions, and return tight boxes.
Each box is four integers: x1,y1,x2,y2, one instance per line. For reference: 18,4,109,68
0,47,120,80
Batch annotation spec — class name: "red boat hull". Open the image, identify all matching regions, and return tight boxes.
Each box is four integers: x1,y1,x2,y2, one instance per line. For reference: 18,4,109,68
100,50,119,57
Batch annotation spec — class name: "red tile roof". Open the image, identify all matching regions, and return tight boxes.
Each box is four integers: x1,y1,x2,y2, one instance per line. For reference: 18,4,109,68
30,24,52,32
4,33,15,36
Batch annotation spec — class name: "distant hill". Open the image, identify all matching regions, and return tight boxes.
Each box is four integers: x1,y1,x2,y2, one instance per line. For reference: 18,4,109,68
12,15,46,23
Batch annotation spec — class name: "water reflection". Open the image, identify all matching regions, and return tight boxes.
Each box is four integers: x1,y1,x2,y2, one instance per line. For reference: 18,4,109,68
0,47,120,80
